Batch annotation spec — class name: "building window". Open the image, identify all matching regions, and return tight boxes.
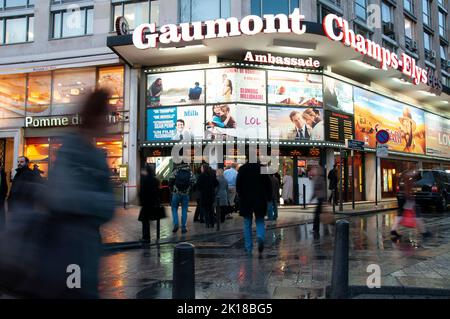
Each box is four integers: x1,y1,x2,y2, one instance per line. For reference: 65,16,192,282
51,7,93,39
0,73,26,118
354,0,367,22
405,18,414,40
382,2,395,39
422,0,431,27
1,0,34,10
439,11,447,38
52,67,96,115
0,15,34,45
382,40,397,54
442,74,450,87
112,0,159,30
180,0,230,23
318,4,341,23
424,32,432,51
404,0,414,14
51,0,84,4
251,0,300,16
441,45,448,68
27,72,52,116
354,23,372,40
98,66,125,111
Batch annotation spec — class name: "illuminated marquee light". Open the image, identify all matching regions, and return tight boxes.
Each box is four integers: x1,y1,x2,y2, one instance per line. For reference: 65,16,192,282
322,14,428,85
133,9,307,49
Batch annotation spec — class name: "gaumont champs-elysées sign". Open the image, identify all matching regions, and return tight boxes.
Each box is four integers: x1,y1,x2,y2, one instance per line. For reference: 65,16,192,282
132,9,428,85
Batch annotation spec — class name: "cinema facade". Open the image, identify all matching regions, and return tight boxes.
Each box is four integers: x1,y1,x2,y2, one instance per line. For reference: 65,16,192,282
107,11,450,205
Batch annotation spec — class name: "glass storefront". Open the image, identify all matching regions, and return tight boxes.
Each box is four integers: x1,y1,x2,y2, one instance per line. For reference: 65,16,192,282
334,151,365,202
381,158,418,198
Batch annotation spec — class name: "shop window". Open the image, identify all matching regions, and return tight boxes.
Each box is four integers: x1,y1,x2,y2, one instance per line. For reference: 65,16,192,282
251,0,299,16
26,71,51,116
51,7,93,39
52,67,96,115
25,137,50,178
0,73,26,118
95,136,123,180
180,0,230,23
1,15,34,45
112,0,159,30
98,66,124,110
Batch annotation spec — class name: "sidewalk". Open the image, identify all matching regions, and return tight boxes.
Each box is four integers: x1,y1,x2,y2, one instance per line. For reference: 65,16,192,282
101,200,397,247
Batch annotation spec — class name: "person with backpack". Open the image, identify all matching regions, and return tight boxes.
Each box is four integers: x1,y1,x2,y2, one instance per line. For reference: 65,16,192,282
169,162,195,233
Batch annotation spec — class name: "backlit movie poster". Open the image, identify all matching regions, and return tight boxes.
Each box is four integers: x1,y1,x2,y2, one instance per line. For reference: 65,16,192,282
268,71,323,107
268,106,324,141
206,68,266,104
323,76,354,114
205,104,267,139
147,70,204,107
425,113,450,158
354,87,426,154
146,105,204,141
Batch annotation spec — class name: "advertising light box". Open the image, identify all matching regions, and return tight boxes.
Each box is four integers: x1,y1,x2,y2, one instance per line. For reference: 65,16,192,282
323,77,354,115
147,70,204,107
268,71,323,107
206,68,266,104
425,113,450,158
205,104,267,140
268,106,324,141
146,105,205,141
354,87,426,154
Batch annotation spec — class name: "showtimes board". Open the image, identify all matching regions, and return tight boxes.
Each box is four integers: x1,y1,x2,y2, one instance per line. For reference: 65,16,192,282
325,110,354,143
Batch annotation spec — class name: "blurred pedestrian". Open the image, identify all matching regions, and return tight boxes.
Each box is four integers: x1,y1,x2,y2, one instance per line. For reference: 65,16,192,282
7,156,42,214
224,163,238,217
138,164,161,243
169,162,195,233
0,167,7,229
328,164,338,204
282,174,293,205
312,165,326,234
197,164,218,228
267,174,280,221
215,168,229,223
192,166,203,223
236,161,272,254
391,170,432,240
37,89,116,298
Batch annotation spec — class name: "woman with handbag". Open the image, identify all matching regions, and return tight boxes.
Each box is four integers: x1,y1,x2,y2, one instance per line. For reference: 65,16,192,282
139,164,162,243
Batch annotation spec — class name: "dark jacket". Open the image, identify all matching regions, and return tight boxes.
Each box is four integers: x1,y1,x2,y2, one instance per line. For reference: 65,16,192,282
8,166,42,213
138,171,161,222
197,171,218,207
328,168,338,190
270,175,280,202
236,163,272,218
0,168,7,203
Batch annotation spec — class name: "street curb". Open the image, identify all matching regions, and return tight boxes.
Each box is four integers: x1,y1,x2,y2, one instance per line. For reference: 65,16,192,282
102,206,397,252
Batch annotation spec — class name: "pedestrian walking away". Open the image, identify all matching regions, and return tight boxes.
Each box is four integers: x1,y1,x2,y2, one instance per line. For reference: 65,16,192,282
138,164,161,243
224,163,238,217
169,162,195,233
327,164,338,205
267,174,280,221
197,164,218,228
312,165,326,235
236,161,272,254
215,168,229,223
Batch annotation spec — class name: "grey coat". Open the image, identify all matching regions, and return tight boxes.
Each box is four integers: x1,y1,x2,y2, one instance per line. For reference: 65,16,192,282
215,175,229,206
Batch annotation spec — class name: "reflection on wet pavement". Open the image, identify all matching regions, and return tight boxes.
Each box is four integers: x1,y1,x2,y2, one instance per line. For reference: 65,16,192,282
99,210,450,299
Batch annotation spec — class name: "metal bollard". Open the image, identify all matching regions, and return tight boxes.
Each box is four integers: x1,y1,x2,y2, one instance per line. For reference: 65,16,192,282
123,183,127,209
332,190,336,213
172,242,195,299
330,220,350,299
303,184,306,209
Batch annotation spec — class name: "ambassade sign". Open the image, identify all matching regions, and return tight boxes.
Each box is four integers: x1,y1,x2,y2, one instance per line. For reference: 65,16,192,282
132,9,428,86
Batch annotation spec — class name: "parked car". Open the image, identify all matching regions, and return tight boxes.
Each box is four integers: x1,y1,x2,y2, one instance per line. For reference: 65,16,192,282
396,169,450,212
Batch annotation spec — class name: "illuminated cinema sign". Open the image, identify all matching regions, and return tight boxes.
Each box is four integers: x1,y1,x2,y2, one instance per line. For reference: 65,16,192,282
133,9,428,85
323,14,427,85
243,51,320,68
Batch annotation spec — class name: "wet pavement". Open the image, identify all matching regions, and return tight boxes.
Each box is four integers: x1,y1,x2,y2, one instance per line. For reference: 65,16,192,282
99,207,450,299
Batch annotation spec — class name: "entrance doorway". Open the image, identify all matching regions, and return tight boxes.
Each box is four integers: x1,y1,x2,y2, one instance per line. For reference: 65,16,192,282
334,151,365,202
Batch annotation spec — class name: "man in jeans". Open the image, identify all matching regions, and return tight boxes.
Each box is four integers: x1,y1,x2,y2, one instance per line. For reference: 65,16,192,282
169,162,195,234
224,163,238,217
236,161,272,254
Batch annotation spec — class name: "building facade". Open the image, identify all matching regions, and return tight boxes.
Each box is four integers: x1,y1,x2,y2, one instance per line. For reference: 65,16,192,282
1,0,450,204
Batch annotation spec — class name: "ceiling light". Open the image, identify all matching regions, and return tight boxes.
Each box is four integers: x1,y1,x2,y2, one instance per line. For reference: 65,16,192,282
350,60,378,70
392,78,412,85
419,90,437,97
272,39,316,52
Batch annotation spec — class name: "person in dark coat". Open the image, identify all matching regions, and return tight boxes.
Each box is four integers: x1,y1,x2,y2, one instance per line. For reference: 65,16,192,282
192,166,203,223
31,89,116,298
327,164,338,204
312,165,326,234
7,156,42,214
267,174,280,221
215,168,229,223
138,164,161,243
236,161,272,254
0,167,7,229
197,164,218,228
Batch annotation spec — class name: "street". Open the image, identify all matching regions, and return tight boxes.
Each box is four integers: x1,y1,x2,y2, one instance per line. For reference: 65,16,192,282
99,207,450,299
